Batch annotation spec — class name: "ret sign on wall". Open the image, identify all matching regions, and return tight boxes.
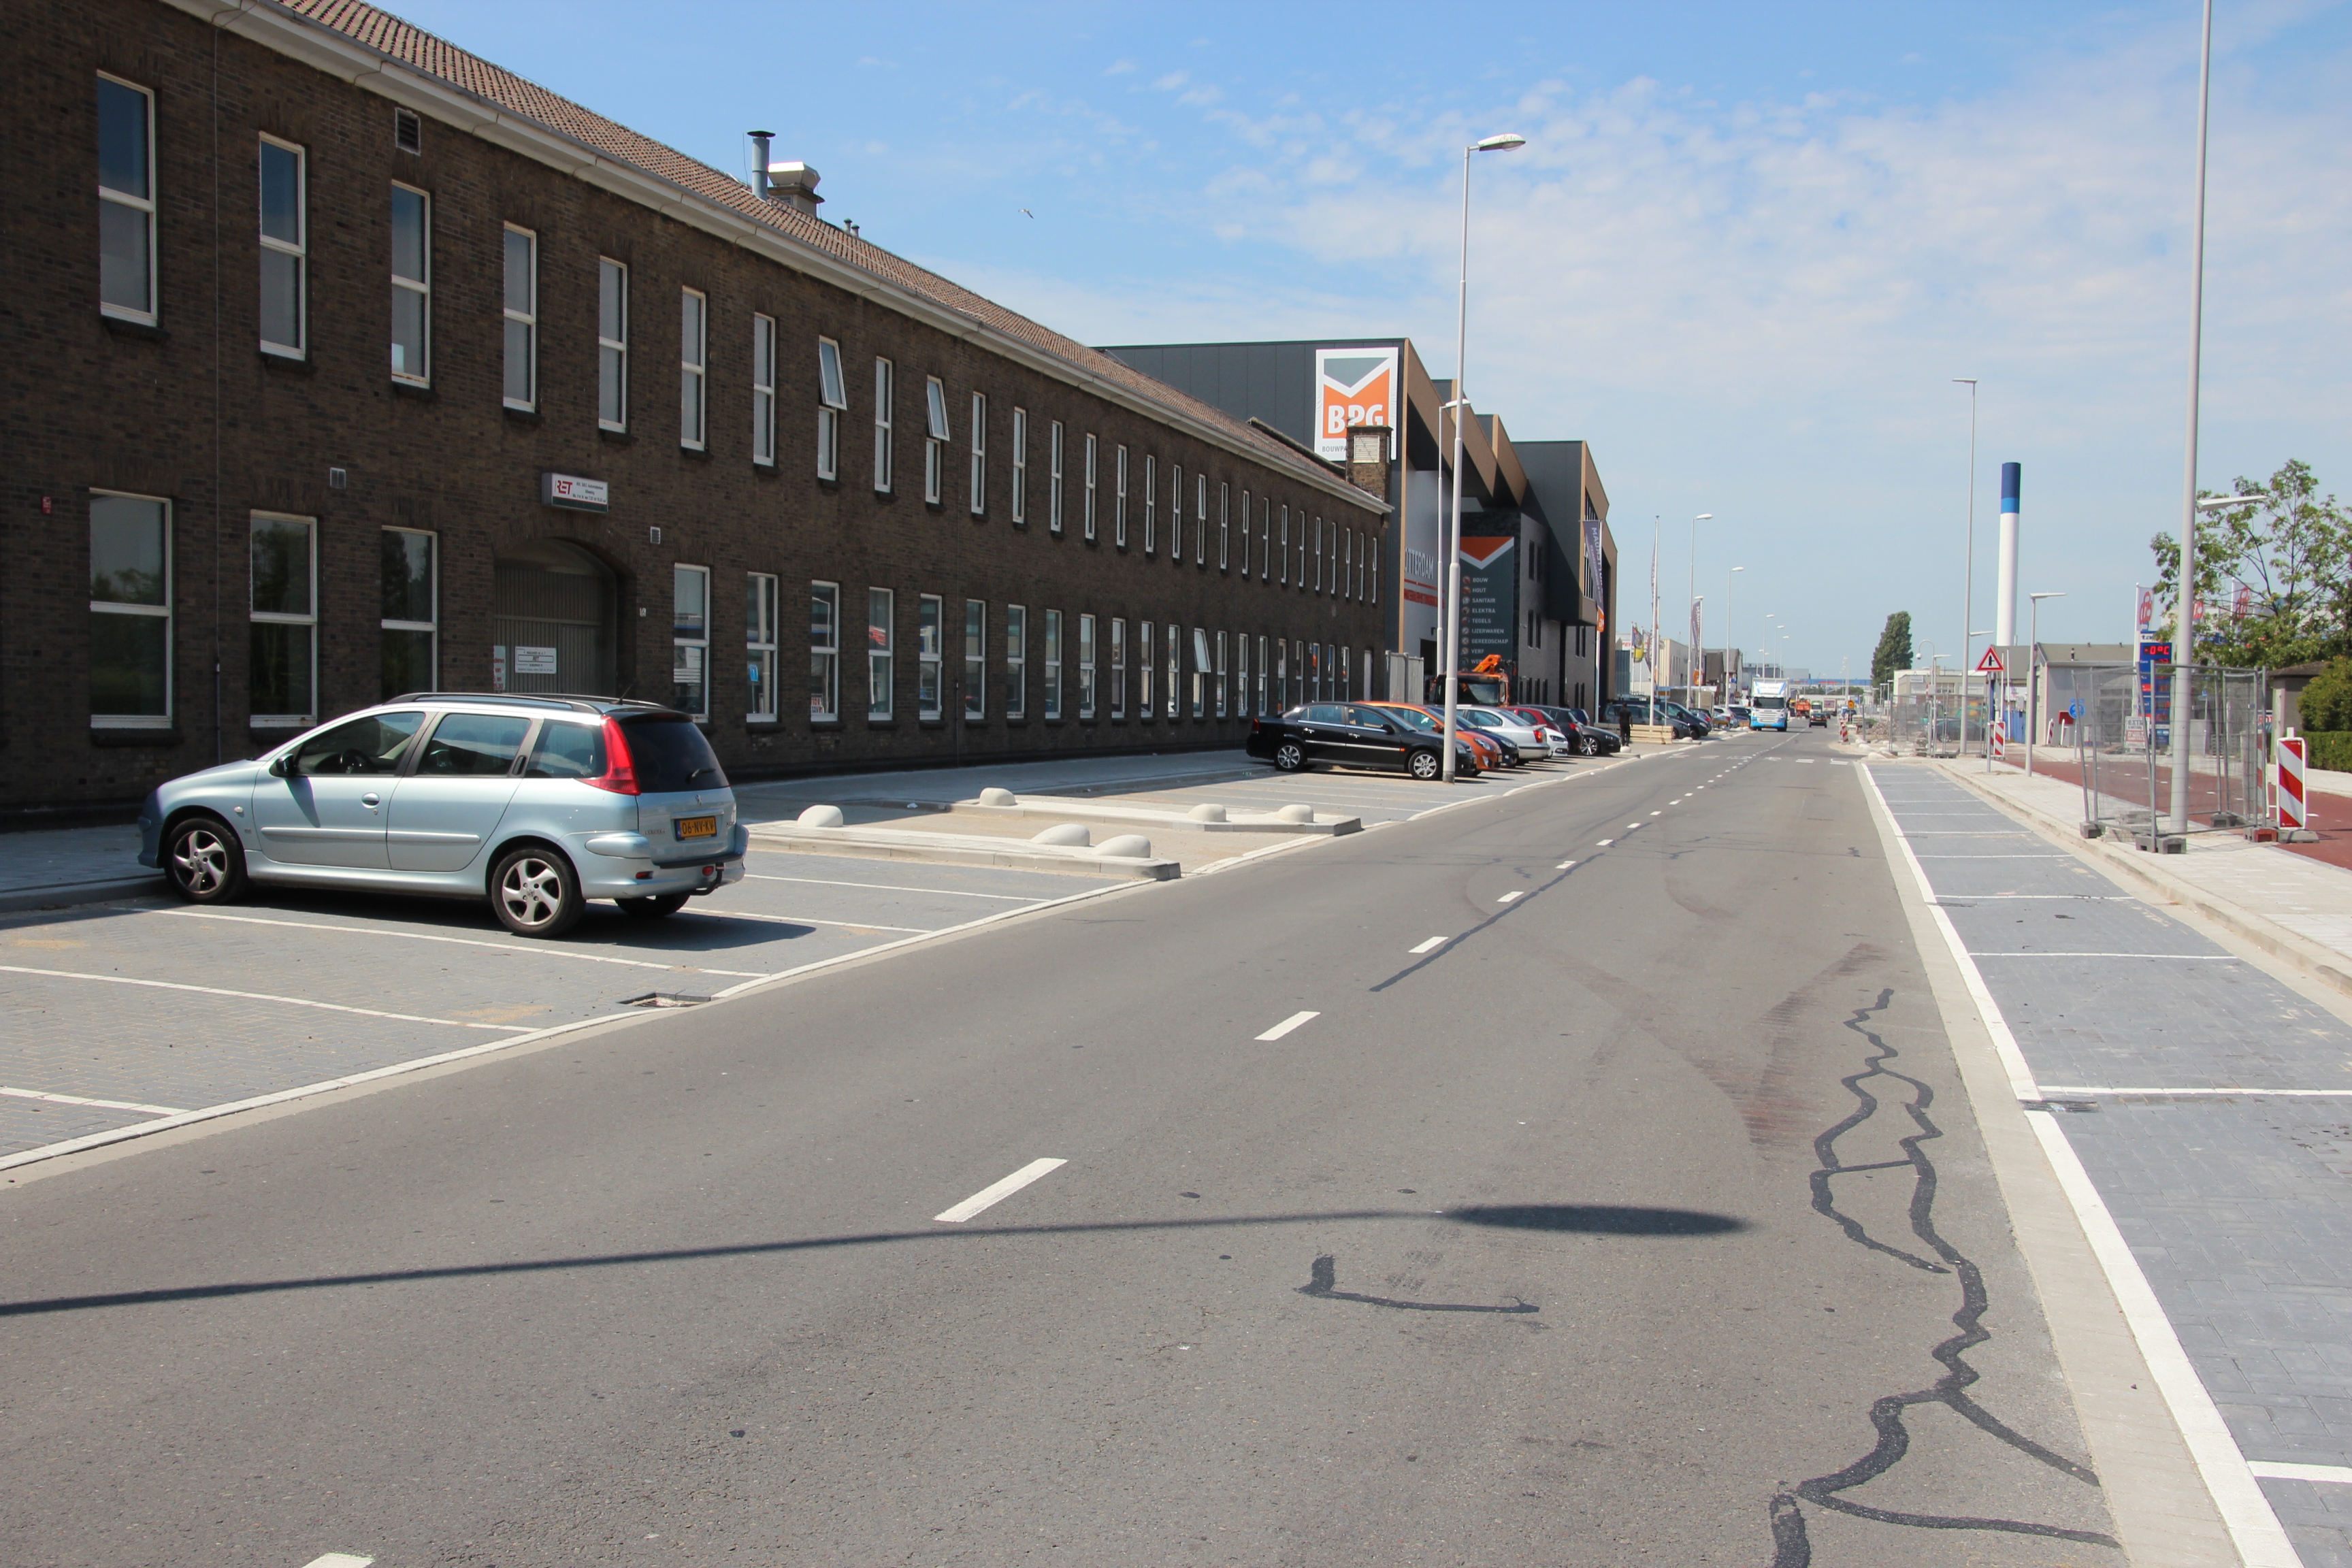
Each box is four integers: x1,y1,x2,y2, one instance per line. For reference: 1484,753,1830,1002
1315,348,1398,462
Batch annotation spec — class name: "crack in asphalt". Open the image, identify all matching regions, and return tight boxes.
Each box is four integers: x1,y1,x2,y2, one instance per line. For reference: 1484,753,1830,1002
1767,987,2119,1563
1294,1254,1538,1314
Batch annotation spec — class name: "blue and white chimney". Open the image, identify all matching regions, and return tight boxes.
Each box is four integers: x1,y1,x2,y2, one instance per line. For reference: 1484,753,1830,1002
1994,462,2021,652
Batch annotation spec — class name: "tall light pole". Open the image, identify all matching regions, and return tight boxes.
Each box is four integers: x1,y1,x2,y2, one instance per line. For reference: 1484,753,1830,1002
1690,514,1710,703
1728,566,1745,702
2025,591,2065,780
1953,378,1978,746
2164,0,2218,834
1440,131,1528,782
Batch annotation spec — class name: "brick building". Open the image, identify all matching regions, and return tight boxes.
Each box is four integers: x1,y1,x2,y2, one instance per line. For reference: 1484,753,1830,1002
7,0,1388,818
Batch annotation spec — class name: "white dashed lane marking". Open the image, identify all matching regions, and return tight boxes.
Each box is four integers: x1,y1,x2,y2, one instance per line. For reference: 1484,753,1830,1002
1498,892,1526,904
934,1158,1068,1223
1409,936,1448,954
1256,1010,1321,1042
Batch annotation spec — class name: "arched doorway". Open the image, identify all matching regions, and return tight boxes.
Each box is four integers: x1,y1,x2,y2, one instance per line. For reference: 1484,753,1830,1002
494,538,617,697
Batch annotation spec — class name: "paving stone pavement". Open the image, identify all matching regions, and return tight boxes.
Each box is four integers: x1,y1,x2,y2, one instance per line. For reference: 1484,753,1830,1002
1872,764,2352,1567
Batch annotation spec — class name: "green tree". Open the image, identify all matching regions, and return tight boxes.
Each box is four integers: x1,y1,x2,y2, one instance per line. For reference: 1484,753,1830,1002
1871,611,1913,696
2298,656,2352,732
2150,459,2348,668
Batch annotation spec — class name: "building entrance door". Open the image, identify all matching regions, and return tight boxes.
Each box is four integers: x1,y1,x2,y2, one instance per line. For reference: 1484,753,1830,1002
494,539,617,698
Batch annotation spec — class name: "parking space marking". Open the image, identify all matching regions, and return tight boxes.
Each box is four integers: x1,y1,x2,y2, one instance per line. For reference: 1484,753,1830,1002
2038,1085,2352,1098
1972,952,2240,961
742,873,1040,900
157,909,770,977
1497,891,1526,904
1256,1010,1320,1041
2247,1461,2352,1483
934,1158,1068,1223
696,909,936,935
0,965,533,1032
1409,936,1448,954
1,1085,185,1116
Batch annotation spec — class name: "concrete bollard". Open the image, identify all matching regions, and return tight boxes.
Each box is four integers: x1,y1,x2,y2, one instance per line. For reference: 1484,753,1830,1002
1095,834,1152,859
796,804,845,828
1275,804,1314,823
978,787,1017,806
1186,803,1228,822
1030,823,1091,846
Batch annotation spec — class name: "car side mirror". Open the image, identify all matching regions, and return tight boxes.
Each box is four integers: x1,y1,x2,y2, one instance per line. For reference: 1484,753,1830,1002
269,753,293,777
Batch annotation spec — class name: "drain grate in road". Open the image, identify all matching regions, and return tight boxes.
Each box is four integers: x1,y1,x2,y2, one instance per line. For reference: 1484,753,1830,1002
619,992,714,1009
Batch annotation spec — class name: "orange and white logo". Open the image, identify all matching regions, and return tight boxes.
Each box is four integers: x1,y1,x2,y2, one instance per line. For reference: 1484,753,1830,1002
1315,348,1398,460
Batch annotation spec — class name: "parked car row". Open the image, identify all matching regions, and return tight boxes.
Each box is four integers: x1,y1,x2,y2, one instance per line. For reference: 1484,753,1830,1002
1599,698,1718,740
1244,699,1627,779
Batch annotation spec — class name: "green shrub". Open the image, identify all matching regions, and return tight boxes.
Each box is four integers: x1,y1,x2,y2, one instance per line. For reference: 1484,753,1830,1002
2301,731,2352,773
2298,657,2352,732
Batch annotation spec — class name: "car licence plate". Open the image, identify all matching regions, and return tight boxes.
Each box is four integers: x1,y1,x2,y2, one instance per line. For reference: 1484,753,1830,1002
673,815,718,840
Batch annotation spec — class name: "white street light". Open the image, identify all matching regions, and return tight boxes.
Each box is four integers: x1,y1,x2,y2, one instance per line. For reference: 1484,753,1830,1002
1690,514,1712,703
2025,591,2065,781
1728,566,1745,703
1440,130,1529,782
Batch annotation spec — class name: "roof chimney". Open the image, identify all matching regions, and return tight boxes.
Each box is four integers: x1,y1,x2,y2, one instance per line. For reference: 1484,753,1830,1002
747,130,774,200
766,161,823,214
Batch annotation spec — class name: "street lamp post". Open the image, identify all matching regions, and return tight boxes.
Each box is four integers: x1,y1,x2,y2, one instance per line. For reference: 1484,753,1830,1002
1954,378,1978,747
1727,566,1745,703
2025,592,2065,780
1690,514,1711,704
1439,131,1528,783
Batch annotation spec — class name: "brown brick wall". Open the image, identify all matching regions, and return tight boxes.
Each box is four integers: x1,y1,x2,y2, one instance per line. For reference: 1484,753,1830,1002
2,0,1386,815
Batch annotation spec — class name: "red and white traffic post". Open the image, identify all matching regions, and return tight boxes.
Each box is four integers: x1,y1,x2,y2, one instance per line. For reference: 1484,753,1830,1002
1977,645,2006,768
2277,735,2308,834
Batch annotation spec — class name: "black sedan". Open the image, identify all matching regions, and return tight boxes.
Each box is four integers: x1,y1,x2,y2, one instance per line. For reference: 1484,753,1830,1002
1246,704,1480,779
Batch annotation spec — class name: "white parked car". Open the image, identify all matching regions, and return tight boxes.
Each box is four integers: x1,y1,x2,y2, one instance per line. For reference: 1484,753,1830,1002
1459,706,1569,761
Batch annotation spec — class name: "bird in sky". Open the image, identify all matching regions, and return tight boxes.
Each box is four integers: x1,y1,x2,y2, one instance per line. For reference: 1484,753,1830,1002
1020,208,1034,218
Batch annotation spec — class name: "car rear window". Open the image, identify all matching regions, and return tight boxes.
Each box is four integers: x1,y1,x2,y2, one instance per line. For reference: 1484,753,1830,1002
621,715,728,794
525,720,606,779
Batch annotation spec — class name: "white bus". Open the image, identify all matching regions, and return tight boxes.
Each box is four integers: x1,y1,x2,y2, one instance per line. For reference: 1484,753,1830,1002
1749,679,1791,732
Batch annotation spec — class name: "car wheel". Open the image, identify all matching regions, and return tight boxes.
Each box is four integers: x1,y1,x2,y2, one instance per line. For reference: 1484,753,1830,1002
491,845,585,938
1578,734,1599,756
165,814,246,904
617,892,691,919
1274,740,1308,772
1407,748,1441,781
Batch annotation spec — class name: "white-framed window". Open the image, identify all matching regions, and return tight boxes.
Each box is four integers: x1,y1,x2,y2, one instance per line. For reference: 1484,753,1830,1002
1115,445,1130,547
917,593,943,719
1218,483,1230,571
868,588,894,719
1083,435,1098,542
380,526,436,701
1004,603,1026,719
810,581,840,721
1237,631,1251,717
963,599,986,719
1372,535,1379,604
598,258,628,429
259,135,306,358
390,184,431,385
88,491,171,725
1143,455,1157,554
1011,407,1029,524
1299,512,1309,587
1314,517,1324,592
502,225,537,409
1048,421,1065,534
873,357,894,493
969,391,987,514
249,512,316,727
1343,529,1353,599
1139,621,1154,717
679,287,707,449
97,75,157,324
1166,623,1180,719
1215,630,1228,718
1190,627,1207,719
1238,489,1250,576
1196,474,1209,565
1171,466,1183,560
924,376,949,504
1043,608,1062,720
1077,612,1096,718
1260,497,1271,582
1109,618,1126,719
1258,635,1269,715
747,572,779,721
672,565,710,719
1279,506,1290,585
816,336,846,479
751,314,777,466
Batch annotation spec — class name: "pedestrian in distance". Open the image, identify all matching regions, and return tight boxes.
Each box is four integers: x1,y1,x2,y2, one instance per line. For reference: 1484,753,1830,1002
1618,705,1633,745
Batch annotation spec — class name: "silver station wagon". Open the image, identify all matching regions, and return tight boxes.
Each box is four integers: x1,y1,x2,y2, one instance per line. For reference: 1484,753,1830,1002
137,693,747,938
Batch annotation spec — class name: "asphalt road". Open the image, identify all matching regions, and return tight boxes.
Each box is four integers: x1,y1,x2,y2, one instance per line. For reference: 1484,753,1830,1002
0,731,2124,1567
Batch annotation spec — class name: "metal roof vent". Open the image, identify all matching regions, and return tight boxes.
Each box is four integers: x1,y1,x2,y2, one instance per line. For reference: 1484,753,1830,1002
765,161,823,215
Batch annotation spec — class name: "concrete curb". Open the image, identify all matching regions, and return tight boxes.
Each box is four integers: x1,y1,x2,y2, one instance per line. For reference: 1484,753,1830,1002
1930,760,2352,1002
953,798,1360,836
0,876,163,914
746,824,1179,881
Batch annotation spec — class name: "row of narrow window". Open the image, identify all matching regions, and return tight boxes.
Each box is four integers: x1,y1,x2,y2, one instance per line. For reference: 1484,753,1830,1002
94,76,1374,606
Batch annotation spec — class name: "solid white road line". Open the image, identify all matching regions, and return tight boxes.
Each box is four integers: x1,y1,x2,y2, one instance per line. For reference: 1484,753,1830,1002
2039,1085,2352,1098
159,909,770,976
1972,952,2240,961
742,872,1036,900
0,966,532,1032
1409,936,1448,954
1498,891,1526,903
2247,1461,2352,1484
934,1158,1068,1223
1862,764,2302,1567
1,1085,186,1115
1914,854,2071,860
1256,1010,1320,1041
700,909,936,934
1932,895,2134,902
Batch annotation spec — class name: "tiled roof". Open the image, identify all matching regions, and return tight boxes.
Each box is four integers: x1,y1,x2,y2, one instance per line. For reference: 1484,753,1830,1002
278,0,1359,501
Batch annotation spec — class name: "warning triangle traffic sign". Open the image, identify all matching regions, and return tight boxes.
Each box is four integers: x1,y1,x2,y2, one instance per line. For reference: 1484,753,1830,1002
1975,647,2006,674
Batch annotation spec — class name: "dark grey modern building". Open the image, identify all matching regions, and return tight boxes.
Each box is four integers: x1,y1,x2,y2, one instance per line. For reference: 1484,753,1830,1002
1100,338,1618,710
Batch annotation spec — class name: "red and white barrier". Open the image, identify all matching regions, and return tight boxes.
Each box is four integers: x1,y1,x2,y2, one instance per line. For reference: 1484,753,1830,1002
2278,736,2308,830
1990,719,2007,761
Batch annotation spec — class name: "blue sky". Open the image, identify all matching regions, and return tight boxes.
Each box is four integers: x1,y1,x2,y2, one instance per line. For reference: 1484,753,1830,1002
390,1,2351,675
